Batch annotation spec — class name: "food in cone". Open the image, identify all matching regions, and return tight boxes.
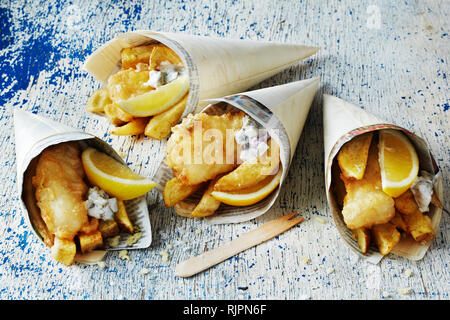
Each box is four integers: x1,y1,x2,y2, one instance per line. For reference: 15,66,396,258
331,129,442,256
25,140,156,265
162,109,281,218
86,43,189,139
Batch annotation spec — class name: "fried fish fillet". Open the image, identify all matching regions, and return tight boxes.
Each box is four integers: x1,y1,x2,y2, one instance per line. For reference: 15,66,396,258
32,142,89,240
165,112,245,185
213,139,281,192
340,141,395,230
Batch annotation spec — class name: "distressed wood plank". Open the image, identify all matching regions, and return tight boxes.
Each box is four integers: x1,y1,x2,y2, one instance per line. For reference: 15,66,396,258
0,0,448,300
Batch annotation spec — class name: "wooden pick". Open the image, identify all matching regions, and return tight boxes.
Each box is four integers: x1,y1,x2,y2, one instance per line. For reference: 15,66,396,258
175,212,304,277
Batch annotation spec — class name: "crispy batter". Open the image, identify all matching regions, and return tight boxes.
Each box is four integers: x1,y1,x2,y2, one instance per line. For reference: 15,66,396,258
213,139,280,192
340,141,395,229
32,142,89,240
165,112,245,185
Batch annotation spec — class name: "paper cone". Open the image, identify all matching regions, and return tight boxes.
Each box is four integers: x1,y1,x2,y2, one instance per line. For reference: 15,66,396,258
84,30,319,119
154,77,320,224
323,94,443,262
14,110,152,263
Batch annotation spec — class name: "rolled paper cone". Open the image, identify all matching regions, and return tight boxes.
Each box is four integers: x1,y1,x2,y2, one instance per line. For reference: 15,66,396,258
155,77,320,224
322,94,443,262
13,110,152,263
84,30,319,120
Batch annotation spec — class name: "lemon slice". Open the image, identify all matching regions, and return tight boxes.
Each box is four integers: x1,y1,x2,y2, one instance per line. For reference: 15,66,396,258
211,170,282,206
378,129,419,197
116,75,189,117
81,148,157,200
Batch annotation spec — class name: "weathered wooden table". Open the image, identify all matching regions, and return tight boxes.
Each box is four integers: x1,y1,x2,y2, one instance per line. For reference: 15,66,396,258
0,0,448,300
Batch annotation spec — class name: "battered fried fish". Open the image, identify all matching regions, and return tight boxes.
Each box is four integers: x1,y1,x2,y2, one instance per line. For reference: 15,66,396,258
32,142,89,240
213,139,281,192
165,111,245,185
340,141,395,230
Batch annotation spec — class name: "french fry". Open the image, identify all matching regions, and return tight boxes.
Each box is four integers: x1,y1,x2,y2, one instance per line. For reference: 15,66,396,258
98,219,120,238
86,88,112,113
352,227,371,254
337,132,373,180
390,211,407,232
372,223,401,255
331,160,346,209
110,117,149,136
394,189,418,215
401,209,435,243
115,200,134,233
51,237,77,266
163,177,203,207
190,178,222,218
104,103,134,126
150,45,183,69
78,230,103,253
121,45,155,70
80,217,99,234
144,94,188,139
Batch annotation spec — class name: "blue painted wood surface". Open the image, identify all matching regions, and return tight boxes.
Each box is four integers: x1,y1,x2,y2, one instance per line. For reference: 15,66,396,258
0,0,448,300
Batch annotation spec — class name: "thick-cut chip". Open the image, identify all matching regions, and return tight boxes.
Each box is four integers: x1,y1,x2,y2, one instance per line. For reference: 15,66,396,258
51,237,77,266
394,189,419,215
337,132,373,180
110,117,149,136
372,223,401,255
78,230,103,254
86,88,112,113
144,94,188,140
114,200,134,233
80,217,99,234
352,227,371,254
121,45,155,70
331,160,347,209
390,211,408,232
107,68,153,103
213,139,280,192
104,103,134,126
401,209,435,243
190,178,222,218
163,177,203,207
150,45,183,69
98,219,120,238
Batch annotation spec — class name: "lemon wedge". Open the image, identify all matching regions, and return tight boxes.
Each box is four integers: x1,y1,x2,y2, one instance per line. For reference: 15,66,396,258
378,129,419,198
81,148,157,200
116,75,189,117
211,170,282,206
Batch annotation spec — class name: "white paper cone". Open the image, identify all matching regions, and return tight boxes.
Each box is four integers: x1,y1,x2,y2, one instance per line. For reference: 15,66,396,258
322,95,443,262
84,30,319,119
14,110,152,263
154,77,320,224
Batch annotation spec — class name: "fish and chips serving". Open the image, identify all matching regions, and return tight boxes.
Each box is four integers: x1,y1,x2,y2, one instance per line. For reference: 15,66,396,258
86,43,189,139
331,129,442,256
324,94,443,261
23,141,155,265
162,110,282,218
